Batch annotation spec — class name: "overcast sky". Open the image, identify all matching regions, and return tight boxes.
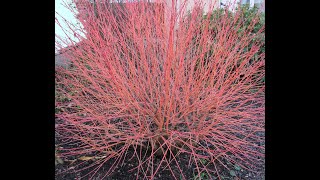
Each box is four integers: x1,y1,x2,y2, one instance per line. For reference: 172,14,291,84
55,0,81,50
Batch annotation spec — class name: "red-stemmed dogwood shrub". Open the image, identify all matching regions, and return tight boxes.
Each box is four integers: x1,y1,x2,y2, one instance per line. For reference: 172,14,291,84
55,0,264,179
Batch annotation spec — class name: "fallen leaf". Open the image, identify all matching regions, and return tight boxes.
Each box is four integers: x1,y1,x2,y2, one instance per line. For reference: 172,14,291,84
94,156,106,159
56,157,64,164
230,170,236,176
78,156,94,161
234,165,241,171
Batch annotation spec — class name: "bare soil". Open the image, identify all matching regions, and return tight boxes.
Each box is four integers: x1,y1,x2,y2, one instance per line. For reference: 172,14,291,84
55,132,264,180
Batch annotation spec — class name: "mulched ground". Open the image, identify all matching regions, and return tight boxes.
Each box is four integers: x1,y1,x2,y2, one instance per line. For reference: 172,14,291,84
55,131,264,180
56,159,264,180
56,153,264,180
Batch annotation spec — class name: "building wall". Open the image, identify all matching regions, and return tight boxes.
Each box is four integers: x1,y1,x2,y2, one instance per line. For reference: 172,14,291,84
55,53,71,68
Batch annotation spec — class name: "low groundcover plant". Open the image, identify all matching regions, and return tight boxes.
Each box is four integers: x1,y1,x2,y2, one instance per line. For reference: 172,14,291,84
55,0,265,179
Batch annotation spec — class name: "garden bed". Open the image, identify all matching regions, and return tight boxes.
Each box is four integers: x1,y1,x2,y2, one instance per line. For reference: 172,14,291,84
55,150,264,180
55,121,264,180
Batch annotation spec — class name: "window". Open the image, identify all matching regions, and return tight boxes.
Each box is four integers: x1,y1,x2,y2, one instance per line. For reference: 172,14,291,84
241,0,250,4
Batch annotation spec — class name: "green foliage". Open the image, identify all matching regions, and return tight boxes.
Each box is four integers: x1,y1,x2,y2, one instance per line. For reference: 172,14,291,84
203,8,233,23
234,164,241,171
189,5,265,76
190,5,264,72
236,4,265,34
204,5,265,54
240,4,265,55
